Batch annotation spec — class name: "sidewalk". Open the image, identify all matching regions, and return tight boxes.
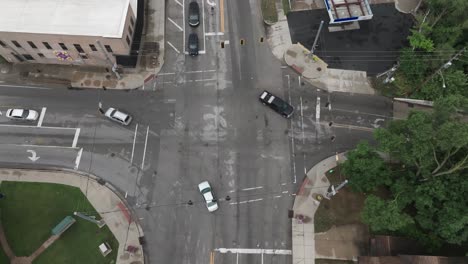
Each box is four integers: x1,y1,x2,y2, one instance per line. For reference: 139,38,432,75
0,169,144,264
292,153,346,264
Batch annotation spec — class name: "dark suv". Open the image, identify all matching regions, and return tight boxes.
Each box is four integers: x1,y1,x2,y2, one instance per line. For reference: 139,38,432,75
188,33,199,56
259,90,294,118
188,1,200,27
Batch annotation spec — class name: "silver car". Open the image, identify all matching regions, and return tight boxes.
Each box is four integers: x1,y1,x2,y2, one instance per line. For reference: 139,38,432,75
198,181,219,212
104,108,132,126
6,108,39,121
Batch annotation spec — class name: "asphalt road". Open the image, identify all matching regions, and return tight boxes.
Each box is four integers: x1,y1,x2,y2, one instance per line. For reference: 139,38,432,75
0,0,393,263
287,3,414,75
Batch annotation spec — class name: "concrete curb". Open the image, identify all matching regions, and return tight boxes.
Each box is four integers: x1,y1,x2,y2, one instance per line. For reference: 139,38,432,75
0,167,145,264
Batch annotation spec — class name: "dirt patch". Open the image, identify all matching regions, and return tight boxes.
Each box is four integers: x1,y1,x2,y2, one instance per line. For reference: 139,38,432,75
315,224,369,260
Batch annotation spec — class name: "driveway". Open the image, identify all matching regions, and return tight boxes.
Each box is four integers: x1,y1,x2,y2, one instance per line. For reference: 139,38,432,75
287,3,414,75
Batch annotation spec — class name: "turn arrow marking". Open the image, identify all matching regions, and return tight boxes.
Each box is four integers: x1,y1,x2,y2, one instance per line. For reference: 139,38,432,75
27,150,40,162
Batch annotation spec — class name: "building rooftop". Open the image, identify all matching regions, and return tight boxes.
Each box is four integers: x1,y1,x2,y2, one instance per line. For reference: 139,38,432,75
0,0,137,38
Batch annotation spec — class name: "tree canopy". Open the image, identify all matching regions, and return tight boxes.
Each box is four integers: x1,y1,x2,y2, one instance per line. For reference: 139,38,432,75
343,96,468,251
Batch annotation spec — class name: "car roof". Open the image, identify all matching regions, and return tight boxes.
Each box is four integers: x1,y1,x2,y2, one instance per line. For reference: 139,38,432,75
189,1,199,9
113,110,128,121
11,109,24,116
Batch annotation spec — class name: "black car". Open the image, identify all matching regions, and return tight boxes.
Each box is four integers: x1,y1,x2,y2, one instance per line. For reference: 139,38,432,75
188,1,200,27
259,90,294,118
188,33,199,56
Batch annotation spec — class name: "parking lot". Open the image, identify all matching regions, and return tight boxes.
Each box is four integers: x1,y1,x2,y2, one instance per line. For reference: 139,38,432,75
287,3,414,75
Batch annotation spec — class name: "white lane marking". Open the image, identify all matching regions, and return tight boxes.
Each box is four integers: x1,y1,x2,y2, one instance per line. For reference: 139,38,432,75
167,41,180,54
37,107,46,127
286,74,296,184
207,0,216,6
205,32,224,36
193,78,216,82
316,96,321,121
168,17,183,31
241,186,263,191
74,148,83,170
300,96,305,144
141,126,150,170
2,144,79,149
281,182,287,185
153,82,156,90
224,40,230,45
158,72,176,76
229,189,236,193
174,0,183,7
230,198,263,205
237,252,239,264
282,191,288,194
72,128,80,148
298,76,301,86
0,84,50,90
215,248,292,255
130,124,138,163
0,124,77,130
27,149,40,162
273,195,282,198
202,0,206,54
186,69,217,73
303,153,307,175
199,50,206,54
325,122,374,132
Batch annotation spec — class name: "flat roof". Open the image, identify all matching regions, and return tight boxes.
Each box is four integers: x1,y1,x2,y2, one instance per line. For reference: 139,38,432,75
0,0,137,38
324,0,373,23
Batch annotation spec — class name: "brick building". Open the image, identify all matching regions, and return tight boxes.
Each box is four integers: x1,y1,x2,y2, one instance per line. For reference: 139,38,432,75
0,0,138,67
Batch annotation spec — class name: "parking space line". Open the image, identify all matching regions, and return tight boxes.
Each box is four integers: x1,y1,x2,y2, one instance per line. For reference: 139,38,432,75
74,148,83,170
141,126,150,170
72,128,80,148
168,17,183,31
182,0,185,53
130,124,138,163
202,0,206,53
174,0,183,7
37,107,46,127
167,41,181,54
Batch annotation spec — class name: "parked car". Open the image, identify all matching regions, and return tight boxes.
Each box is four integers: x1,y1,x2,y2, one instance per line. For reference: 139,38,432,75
188,33,199,56
198,181,218,212
188,1,200,27
104,107,132,126
6,108,39,121
259,90,294,118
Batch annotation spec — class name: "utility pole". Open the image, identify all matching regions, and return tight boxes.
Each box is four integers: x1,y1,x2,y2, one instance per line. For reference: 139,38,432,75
310,20,324,55
423,47,466,85
96,40,121,80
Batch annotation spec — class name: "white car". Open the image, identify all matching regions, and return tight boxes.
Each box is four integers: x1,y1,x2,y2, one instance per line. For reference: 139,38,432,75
6,109,39,121
198,181,219,212
104,107,132,126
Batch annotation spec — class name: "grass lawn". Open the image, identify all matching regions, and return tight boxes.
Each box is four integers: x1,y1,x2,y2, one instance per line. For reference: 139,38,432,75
0,181,118,264
261,0,278,23
316,259,355,264
315,166,367,233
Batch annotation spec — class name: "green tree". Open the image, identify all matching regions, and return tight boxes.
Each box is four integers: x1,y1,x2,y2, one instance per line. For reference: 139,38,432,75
361,195,414,232
341,141,391,193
